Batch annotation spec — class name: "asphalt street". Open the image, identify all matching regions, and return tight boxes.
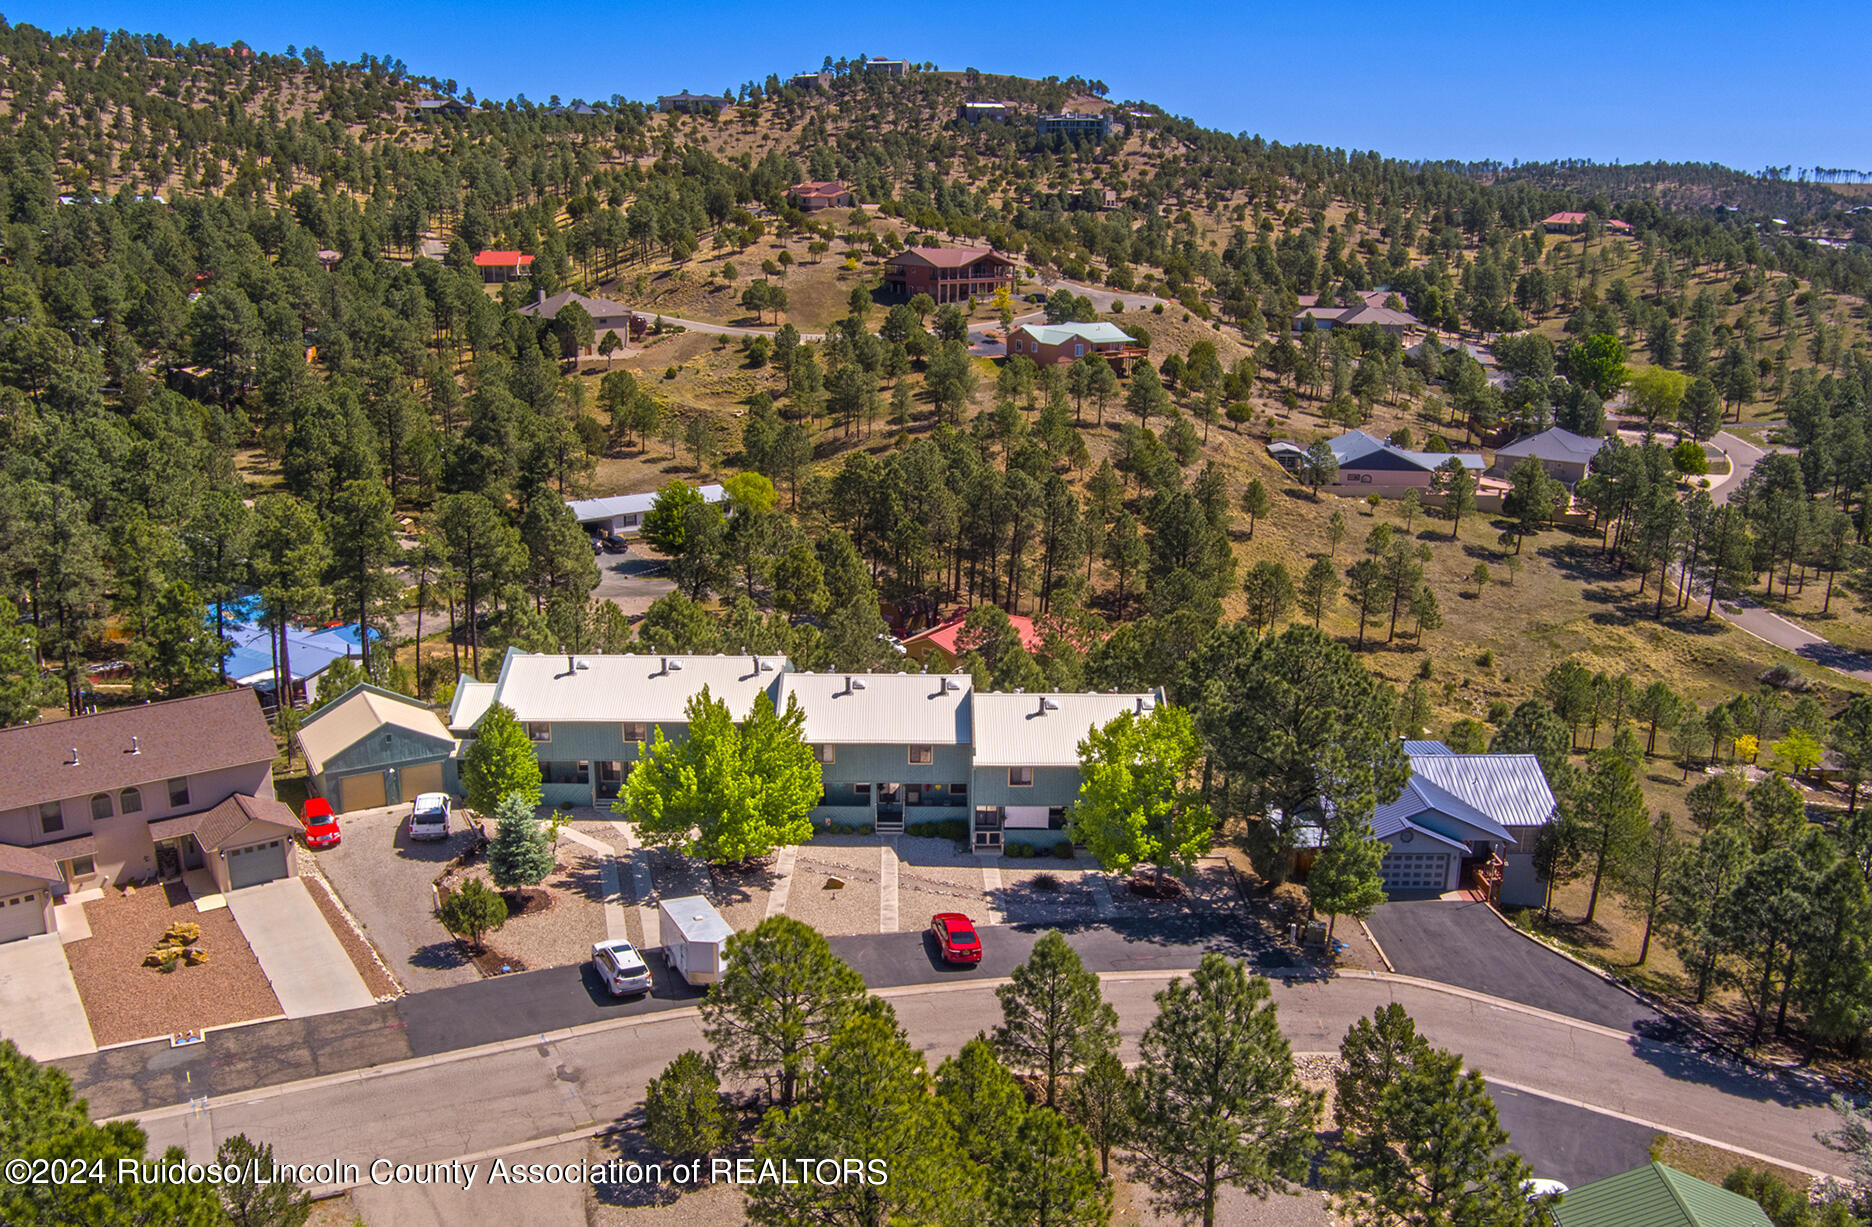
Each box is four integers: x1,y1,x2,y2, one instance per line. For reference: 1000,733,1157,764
1488,1081,1658,1188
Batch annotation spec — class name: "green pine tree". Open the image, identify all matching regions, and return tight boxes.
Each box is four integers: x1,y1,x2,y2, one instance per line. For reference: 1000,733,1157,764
643,1050,729,1160
699,916,867,1107
992,931,1120,1109
486,793,555,890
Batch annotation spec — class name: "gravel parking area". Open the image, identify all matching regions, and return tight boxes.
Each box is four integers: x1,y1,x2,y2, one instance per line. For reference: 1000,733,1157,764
444,840,608,971
63,883,281,1046
895,836,988,932
299,867,402,998
312,805,483,992
787,843,882,936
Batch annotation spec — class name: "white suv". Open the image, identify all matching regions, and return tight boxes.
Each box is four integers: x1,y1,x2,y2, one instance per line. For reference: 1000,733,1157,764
591,939,652,996
407,793,452,841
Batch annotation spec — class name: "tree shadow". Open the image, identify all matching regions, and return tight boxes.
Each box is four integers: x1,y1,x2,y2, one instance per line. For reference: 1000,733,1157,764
408,939,471,971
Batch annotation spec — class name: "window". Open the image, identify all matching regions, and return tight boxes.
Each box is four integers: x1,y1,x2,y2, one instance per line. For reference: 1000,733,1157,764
816,744,836,765
119,788,142,815
951,783,969,806
38,802,62,835
1009,767,1034,787
621,722,648,744
90,793,112,822
1048,807,1068,830
853,783,871,800
908,745,933,766
65,855,94,880
167,778,190,808
525,723,552,743
1073,343,1085,356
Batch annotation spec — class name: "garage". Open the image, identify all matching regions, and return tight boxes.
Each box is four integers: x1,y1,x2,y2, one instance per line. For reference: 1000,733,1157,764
226,839,289,890
401,761,444,798
338,771,388,813
1380,851,1451,892
0,891,46,943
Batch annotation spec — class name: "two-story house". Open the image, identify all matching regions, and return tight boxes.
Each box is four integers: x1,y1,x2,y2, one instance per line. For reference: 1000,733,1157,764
884,246,1016,305
777,672,973,831
0,690,300,941
969,691,1165,850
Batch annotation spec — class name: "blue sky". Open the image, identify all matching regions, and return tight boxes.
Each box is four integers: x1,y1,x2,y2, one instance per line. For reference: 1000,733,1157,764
18,1,1872,170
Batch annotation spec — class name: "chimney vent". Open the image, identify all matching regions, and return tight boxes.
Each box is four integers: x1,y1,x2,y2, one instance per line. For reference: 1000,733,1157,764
129,736,140,754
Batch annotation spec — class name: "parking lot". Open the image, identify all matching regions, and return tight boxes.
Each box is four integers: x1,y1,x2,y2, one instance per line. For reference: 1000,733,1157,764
311,804,484,993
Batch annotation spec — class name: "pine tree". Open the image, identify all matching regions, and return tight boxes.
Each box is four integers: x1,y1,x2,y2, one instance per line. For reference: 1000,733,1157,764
644,1051,729,1160
1334,1005,1430,1138
1307,798,1388,942
700,916,867,1107
1069,1049,1133,1177
1130,955,1320,1227
993,932,1120,1109
486,793,555,890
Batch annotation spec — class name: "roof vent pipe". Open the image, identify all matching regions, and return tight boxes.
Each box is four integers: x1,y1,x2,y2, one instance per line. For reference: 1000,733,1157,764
68,747,80,766
130,736,140,754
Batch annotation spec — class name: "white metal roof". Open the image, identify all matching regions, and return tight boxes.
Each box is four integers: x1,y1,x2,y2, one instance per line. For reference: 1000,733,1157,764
447,678,497,731
1405,752,1556,828
775,672,972,745
566,484,724,525
489,651,789,724
659,896,734,944
969,691,1163,767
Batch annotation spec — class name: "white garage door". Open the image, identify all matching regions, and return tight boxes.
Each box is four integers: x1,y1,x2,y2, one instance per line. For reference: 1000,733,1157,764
0,891,47,942
339,772,388,813
1380,851,1450,892
227,840,289,890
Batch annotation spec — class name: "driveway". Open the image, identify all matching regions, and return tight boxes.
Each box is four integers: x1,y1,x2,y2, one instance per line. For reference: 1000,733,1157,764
225,880,375,1018
1364,899,1657,1032
0,934,95,1061
1488,1081,1657,1188
592,553,673,620
313,806,483,992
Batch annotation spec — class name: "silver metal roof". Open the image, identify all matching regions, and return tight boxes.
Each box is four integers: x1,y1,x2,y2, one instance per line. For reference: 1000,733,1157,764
969,691,1163,767
775,672,972,745
489,651,789,724
1404,752,1556,829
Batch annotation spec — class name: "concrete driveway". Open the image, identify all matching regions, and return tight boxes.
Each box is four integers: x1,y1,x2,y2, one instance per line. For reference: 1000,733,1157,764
1364,899,1657,1031
226,879,375,1018
0,933,96,1060
313,806,483,993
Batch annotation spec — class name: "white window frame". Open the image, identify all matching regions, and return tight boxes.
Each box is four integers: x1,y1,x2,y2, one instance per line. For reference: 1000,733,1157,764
816,744,836,765
621,722,648,744
1073,343,1085,356
1009,767,1034,787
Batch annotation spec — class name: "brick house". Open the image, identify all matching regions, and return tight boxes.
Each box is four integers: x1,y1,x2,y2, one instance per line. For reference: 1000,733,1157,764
0,690,300,940
1005,321,1143,370
786,180,854,211
884,246,1015,304
474,250,534,284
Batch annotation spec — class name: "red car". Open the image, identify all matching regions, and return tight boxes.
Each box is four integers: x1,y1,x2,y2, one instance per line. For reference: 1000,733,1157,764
300,798,341,849
930,913,982,964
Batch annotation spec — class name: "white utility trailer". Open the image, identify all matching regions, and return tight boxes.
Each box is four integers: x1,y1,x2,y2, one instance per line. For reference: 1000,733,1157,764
658,895,733,986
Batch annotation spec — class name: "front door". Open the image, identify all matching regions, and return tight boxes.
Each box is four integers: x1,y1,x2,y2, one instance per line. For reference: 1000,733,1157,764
875,782,903,823
155,841,182,881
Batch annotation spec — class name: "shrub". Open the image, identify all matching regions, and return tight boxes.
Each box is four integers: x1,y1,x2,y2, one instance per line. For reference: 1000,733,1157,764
1418,658,1433,679
1487,700,1511,723
1030,872,1061,892
857,823,873,836
440,879,508,950
1003,842,1022,858
908,821,933,837
1477,649,1494,667
1152,303,1164,314
940,818,969,841
644,1050,729,1160
1052,841,1074,860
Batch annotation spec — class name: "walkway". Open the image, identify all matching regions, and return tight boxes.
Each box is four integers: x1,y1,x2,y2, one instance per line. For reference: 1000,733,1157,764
0,933,95,1061
225,880,375,1019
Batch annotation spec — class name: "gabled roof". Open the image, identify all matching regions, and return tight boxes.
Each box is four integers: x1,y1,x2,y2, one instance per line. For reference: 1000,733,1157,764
0,846,63,885
0,691,276,813
1406,752,1556,829
221,620,371,688
970,691,1163,768
1402,740,1453,755
888,245,1012,269
1376,774,1516,844
1369,813,1471,853
1494,426,1607,464
566,484,725,524
1013,322,1135,347
1551,1163,1773,1227
447,679,497,733
472,251,534,268
902,612,1046,659
518,289,632,320
296,684,454,776
775,673,972,745
1329,430,1483,474
788,180,849,196
489,651,790,725
147,793,302,853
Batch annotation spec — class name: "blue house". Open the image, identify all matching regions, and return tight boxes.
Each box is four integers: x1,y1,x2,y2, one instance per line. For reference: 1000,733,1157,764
1374,742,1556,904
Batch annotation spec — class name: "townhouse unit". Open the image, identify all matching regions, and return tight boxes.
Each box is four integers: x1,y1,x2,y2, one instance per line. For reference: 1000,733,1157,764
456,651,1162,850
0,690,300,941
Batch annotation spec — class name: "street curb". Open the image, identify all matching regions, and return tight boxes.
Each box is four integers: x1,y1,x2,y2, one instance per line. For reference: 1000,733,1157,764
1357,917,1394,973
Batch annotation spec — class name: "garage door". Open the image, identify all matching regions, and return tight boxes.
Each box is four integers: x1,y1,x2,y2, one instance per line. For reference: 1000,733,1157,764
226,840,289,890
0,891,47,942
338,771,388,813
401,761,444,799
1380,851,1450,892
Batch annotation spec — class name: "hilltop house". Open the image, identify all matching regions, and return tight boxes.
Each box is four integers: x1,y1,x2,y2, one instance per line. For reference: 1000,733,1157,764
413,98,470,118
1540,211,1634,235
518,289,643,358
859,58,910,78
1036,113,1112,139
786,180,854,211
454,650,1161,849
566,483,727,537
959,101,1015,123
474,250,534,284
1326,430,1485,496
0,690,299,939
1373,741,1556,904
1490,426,1606,487
296,683,458,813
657,92,729,114
884,246,1016,304
1293,291,1421,336
1005,321,1144,370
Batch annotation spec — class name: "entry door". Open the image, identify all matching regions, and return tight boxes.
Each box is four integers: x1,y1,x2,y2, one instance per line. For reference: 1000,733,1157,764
0,892,45,942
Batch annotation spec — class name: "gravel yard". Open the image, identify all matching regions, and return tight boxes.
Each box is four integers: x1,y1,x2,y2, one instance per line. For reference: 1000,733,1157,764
443,838,608,971
641,844,776,934
1106,855,1240,919
63,883,281,1046
312,805,483,992
895,836,989,932
993,859,1104,926
786,843,883,936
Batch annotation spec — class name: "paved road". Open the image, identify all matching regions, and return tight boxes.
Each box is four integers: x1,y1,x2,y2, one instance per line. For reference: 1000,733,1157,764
1365,899,1657,1032
1488,1080,1658,1188
119,972,1850,1195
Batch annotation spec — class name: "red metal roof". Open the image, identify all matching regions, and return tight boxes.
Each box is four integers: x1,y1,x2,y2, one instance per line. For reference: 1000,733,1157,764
903,611,1045,657
473,251,535,267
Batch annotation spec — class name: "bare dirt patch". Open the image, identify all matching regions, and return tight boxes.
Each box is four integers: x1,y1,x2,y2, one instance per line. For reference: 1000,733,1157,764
64,884,282,1046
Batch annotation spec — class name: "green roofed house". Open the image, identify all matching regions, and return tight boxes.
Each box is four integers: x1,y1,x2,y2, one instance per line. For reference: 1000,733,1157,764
1550,1163,1774,1227
1005,321,1145,371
